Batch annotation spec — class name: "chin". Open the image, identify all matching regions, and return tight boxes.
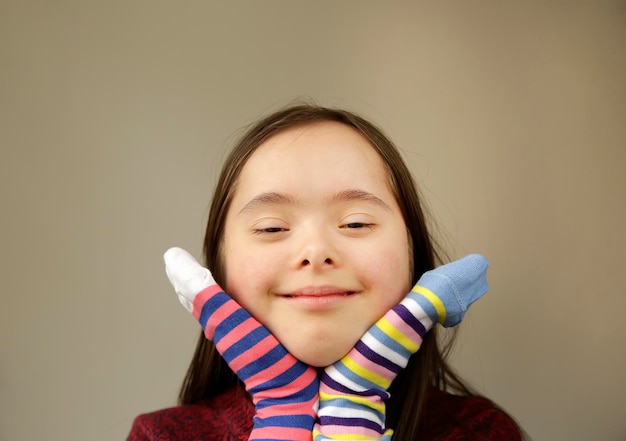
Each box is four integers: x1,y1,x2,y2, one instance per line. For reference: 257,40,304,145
290,350,346,367
271,318,370,367
295,351,344,368
282,337,355,367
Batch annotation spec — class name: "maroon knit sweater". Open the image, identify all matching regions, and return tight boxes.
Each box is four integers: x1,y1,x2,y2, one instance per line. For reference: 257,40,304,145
127,385,521,441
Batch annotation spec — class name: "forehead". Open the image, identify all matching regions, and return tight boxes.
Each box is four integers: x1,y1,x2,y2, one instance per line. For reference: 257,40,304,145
237,121,391,191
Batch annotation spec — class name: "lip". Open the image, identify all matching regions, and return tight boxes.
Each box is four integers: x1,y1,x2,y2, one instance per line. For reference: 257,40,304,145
277,285,359,310
287,285,357,296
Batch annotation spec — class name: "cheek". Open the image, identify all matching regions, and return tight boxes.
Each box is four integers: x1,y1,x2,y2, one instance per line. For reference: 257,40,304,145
223,241,254,299
223,243,283,313
225,254,262,303
362,243,412,307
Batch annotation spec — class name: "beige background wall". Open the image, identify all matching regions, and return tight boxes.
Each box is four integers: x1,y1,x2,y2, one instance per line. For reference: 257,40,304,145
1,2,625,440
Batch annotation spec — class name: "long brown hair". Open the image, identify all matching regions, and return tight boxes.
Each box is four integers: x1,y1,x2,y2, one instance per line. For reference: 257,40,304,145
179,103,479,439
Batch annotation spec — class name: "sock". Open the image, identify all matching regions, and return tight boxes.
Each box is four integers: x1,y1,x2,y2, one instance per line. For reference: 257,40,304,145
313,254,489,440
164,247,319,441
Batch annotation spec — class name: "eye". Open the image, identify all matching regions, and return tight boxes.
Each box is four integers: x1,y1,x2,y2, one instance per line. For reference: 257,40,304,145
253,227,288,234
339,214,377,233
343,222,372,229
251,218,290,236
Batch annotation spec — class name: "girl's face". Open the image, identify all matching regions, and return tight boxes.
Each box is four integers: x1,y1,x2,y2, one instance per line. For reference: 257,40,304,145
222,121,411,366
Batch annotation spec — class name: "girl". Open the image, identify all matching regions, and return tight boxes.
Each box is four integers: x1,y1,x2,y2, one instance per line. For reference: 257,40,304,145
128,104,523,440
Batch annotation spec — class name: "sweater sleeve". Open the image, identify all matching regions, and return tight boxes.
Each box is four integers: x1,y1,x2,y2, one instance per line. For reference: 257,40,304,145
126,386,521,441
126,386,255,441
419,390,522,441
127,413,163,441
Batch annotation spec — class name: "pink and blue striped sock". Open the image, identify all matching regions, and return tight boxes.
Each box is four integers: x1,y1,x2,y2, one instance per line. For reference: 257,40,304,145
164,248,319,441
313,254,489,440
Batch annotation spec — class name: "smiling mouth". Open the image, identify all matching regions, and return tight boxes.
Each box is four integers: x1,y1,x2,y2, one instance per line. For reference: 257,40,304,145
282,291,357,298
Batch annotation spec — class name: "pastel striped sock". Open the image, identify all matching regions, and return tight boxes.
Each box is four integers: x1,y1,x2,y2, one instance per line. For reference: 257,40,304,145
313,254,489,440
164,248,319,441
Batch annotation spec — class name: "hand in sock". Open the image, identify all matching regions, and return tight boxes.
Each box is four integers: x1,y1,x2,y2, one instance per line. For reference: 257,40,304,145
313,254,489,440
164,247,319,441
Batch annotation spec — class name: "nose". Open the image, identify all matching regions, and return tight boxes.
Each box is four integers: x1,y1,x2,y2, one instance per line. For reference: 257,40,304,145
301,257,334,267
295,228,339,270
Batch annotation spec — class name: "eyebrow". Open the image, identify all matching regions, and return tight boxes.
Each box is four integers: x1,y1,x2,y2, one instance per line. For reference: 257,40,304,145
238,192,298,215
238,189,391,215
329,189,392,211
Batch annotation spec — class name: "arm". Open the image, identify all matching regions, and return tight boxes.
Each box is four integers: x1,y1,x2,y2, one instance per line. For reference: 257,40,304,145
313,254,490,440
164,247,319,441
